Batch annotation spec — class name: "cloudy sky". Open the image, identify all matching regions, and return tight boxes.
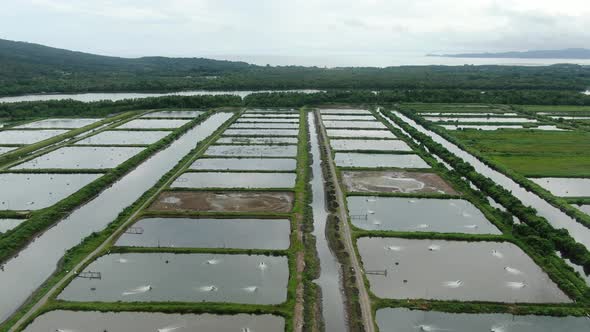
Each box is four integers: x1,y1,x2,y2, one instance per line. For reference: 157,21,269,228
1,0,588,65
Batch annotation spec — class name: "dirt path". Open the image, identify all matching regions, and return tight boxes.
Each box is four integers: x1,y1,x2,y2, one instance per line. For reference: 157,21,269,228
8,112,238,332
317,112,375,332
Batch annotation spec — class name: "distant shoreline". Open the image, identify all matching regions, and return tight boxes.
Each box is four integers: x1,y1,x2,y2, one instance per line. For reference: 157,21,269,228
428,48,590,60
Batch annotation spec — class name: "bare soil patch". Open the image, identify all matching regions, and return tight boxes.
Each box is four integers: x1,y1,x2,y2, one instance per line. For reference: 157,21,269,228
341,170,458,194
150,191,294,213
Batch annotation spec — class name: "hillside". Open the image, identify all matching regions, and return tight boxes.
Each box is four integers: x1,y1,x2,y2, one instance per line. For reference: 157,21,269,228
432,48,590,59
1,38,590,96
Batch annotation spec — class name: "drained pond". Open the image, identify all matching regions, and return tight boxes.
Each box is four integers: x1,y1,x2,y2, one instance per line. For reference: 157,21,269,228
116,217,290,249
357,238,570,303
341,171,458,194
58,253,289,304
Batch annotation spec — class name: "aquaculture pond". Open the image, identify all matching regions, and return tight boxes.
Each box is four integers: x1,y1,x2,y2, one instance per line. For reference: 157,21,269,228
334,152,430,168
142,110,203,118
347,196,499,233
231,122,300,129
530,177,590,197
223,129,299,136
323,120,386,129
0,219,26,233
341,171,458,194
0,173,101,210
171,172,296,189
357,238,570,303
190,158,296,171
116,217,291,250
326,129,396,139
425,116,537,123
375,308,590,332
205,144,297,157
151,191,294,213
16,118,101,129
12,146,144,169
238,117,300,122
0,147,16,155
320,109,370,114
575,204,590,215
23,311,285,332
216,136,298,144
0,113,234,323
75,130,170,145
117,119,190,129
242,113,299,118
58,253,289,305
419,112,519,116
329,139,411,151
321,114,376,121
0,129,67,145
441,125,525,131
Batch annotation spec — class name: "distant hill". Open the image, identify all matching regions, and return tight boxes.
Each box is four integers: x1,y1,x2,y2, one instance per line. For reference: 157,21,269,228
429,48,590,59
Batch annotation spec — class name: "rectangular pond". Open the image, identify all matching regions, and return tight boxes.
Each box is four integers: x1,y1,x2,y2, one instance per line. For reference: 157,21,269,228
242,113,299,118
323,120,386,129
420,112,519,116
0,219,26,233
575,204,590,215
231,122,300,129
341,171,458,195
441,125,525,131
334,152,430,168
12,146,144,170
530,177,590,197
357,238,570,303
376,308,590,332
217,136,298,144
151,191,294,213
116,217,291,249
0,130,68,145
16,118,101,129
142,110,203,118
425,116,537,123
24,311,284,332
0,173,101,210
190,158,296,171
205,144,297,157
321,115,376,121
330,139,411,151
223,129,298,136
171,172,296,189
58,253,289,304
326,129,396,139
320,109,370,114
238,117,299,122
347,196,500,234
75,130,170,146
117,119,190,129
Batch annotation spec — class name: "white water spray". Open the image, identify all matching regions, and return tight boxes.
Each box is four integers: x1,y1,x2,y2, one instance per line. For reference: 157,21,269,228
122,285,152,296
443,280,463,288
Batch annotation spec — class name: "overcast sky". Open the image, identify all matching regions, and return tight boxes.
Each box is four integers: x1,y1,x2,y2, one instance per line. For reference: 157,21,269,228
1,0,588,61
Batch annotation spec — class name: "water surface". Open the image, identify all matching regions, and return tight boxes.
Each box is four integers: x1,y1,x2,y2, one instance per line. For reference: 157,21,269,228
216,136,298,144
347,196,500,234
320,109,370,115
116,217,290,249
171,172,296,188
330,139,411,151
142,110,203,118
75,130,170,145
376,308,589,332
58,253,288,304
13,146,144,169
0,173,101,210
117,119,190,129
0,130,68,145
190,158,296,171
16,118,101,129
327,129,396,139
530,178,590,197
357,237,570,303
323,120,386,129
206,144,297,157
24,311,284,332
334,152,429,168
425,116,537,123
0,219,26,233
231,122,300,129
0,147,16,155
223,129,299,136
321,115,376,121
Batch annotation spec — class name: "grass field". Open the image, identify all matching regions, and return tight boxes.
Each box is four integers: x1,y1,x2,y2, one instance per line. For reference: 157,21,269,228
451,130,590,177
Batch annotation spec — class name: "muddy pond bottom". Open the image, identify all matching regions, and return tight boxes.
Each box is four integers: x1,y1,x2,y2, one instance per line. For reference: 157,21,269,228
342,171,457,194
150,191,294,213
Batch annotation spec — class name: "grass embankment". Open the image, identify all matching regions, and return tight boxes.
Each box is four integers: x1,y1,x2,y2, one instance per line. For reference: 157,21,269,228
315,110,365,332
385,108,590,302
1,110,231,332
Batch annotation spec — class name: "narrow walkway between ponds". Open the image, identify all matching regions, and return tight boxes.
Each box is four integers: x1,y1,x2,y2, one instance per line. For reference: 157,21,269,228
308,113,347,332
386,110,590,249
316,111,375,332
0,113,234,326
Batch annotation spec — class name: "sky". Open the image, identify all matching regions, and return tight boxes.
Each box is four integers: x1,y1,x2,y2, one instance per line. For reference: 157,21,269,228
1,0,589,65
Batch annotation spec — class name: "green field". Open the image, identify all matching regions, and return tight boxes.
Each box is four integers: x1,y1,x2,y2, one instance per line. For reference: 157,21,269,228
451,130,590,176
520,105,590,113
